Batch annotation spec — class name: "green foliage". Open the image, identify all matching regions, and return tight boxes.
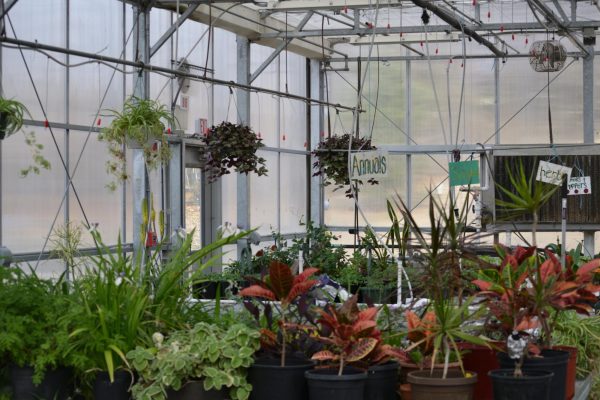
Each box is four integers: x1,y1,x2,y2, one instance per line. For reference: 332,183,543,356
20,131,51,177
290,220,347,277
127,322,260,400
99,96,175,190
62,228,250,385
336,254,365,288
0,268,72,384
0,97,28,137
552,311,600,379
200,122,267,183
495,159,559,246
312,134,378,198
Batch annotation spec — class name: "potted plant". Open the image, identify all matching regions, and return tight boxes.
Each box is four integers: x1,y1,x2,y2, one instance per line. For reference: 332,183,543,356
312,133,378,198
127,322,260,400
200,122,268,183
0,267,74,400
473,245,600,400
307,295,406,400
0,97,27,140
239,261,320,400
63,228,249,399
99,96,176,190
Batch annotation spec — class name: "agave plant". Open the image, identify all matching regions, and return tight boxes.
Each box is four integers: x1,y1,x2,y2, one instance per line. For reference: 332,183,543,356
239,261,320,367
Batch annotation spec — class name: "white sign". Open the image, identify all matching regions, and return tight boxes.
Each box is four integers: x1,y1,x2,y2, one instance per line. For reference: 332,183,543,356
567,176,591,196
349,150,389,180
536,161,572,186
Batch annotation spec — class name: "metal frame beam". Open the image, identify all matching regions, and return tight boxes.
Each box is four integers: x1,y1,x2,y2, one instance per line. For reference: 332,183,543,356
150,3,200,57
249,11,313,84
550,0,570,23
0,0,19,20
258,20,600,39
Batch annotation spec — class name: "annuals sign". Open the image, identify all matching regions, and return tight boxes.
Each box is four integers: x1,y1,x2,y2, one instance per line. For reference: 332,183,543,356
349,150,388,180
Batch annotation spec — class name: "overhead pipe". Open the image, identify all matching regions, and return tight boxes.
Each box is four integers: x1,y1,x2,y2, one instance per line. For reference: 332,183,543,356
409,0,507,58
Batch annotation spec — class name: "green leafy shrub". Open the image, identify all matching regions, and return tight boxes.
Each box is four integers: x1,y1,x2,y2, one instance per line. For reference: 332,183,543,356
127,322,260,400
0,268,72,383
290,220,347,277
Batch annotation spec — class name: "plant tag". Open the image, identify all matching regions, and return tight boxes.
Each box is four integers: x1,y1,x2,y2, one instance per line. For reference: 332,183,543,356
567,176,591,195
536,161,572,185
349,150,388,180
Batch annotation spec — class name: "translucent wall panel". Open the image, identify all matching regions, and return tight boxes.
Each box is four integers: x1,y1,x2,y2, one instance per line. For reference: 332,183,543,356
595,61,600,144
70,0,124,58
362,60,406,145
281,99,307,151
8,0,65,46
280,154,307,232
213,29,237,123
326,64,358,138
411,59,494,145
2,47,66,123
1,128,65,252
409,154,449,226
250,151,278,235
324,155,407,227
69,132,123,245
150,8,174,107
251,44,280,148
499,51,583,144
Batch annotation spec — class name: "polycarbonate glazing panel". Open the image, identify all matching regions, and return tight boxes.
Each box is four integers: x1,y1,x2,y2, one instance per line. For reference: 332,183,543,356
250,151,278,235
17,260,67,280
361,60,406,145
324,155,407,227
221,174,237,227
2,128,65,252
69,0,124,57
280,154,307,232
280,99,307,151
251,43,280,148
174,18,209,68
2,47,66,123
68,132,122,245
213,30,238,123
326,64,358,138
499,53,583,144
69,61,125,126
280,51,305,97
184,168,202,250
411,59,494,145
409,154,450,226
8,0,65,46
595,61,600,144
150,8,174,69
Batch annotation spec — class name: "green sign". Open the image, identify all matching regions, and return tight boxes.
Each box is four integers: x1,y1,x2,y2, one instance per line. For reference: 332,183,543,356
449,160,480,187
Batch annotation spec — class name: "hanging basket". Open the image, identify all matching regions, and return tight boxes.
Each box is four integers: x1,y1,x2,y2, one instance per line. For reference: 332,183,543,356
529,40,567,72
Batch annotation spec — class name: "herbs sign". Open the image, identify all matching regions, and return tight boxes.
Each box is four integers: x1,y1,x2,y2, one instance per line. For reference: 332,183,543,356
536,161,572,186
349,150,388,180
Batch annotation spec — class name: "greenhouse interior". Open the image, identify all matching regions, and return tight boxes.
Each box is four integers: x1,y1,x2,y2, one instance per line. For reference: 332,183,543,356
2,0,600,399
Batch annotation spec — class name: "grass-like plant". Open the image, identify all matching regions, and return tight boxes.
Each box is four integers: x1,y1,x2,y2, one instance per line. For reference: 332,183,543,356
0,97,28,139
99,96,176,190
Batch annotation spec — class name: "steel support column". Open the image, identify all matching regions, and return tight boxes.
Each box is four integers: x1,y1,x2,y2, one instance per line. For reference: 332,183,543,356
310,59,323,225
405,56,412,209
494,57,500,145
132,4,150,260
583,44,595,256
236,35,251,257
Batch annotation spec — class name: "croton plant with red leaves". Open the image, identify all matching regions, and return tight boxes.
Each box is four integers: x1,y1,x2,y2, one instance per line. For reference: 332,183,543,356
311,295,407,375
239,260,320,367
473,244,600,347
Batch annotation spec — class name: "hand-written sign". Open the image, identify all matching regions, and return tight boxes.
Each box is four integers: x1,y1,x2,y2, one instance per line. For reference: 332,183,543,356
349,150,388,180
567,176,591,196
536,161,572,185
449,160,480,187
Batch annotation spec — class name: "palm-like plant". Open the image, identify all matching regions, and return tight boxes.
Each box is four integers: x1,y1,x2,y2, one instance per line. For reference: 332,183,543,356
495,159,559,247
0,97,28,139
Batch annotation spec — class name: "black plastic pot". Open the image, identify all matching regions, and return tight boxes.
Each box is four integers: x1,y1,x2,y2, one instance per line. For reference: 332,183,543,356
248,358,314,400
305,367,367,400
10,365,72,400
93,370,132,400
365,361,399,400
166,381,227,400
489,369,554,400
359,287,396,304
193,281,230,299
497,349,568,400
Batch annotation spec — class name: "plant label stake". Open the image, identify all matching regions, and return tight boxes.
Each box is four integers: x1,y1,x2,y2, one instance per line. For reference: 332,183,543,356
536,161,572,185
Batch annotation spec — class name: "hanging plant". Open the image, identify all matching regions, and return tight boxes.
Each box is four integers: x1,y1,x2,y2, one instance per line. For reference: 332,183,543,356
0,97,51,177
99,96,176,190
200,122,268,183
312,133,379,198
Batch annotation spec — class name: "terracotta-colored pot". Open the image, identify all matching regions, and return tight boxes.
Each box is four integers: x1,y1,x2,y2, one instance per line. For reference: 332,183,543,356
407,370,477,400
398,360,460,384
552,345,577,400
399,383,412,400
459,341,504,400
